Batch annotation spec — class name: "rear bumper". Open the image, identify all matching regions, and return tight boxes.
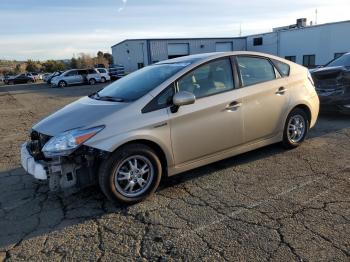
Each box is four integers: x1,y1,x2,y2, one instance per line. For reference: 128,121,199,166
309,95,320,128
20,143,47,180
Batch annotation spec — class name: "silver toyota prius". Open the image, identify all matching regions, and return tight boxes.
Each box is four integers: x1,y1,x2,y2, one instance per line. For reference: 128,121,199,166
21,52,320,204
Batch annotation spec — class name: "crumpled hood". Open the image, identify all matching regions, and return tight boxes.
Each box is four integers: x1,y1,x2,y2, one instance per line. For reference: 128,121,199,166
33,96,128,136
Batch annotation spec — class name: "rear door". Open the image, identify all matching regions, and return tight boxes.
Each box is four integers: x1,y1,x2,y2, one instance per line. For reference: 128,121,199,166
235,55,290,143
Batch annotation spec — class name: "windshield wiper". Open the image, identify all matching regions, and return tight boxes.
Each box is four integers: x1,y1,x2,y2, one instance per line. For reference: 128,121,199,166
98,96,125,102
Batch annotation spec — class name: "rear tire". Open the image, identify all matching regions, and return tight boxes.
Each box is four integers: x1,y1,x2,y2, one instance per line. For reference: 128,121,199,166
101,77,106,83
282,108,309,149
99,144,162,204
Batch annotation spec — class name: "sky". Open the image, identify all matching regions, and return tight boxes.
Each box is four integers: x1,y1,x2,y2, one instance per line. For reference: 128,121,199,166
0,0,349,61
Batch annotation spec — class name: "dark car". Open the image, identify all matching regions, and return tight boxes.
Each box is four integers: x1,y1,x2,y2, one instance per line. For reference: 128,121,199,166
311,53,350,113
4,74,35,85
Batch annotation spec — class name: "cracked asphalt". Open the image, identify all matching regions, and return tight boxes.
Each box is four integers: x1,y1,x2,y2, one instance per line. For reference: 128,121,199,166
0,83,349,261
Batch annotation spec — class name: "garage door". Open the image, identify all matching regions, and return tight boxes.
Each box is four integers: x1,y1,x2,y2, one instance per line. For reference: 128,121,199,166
215,42,233,52
168,43,189,58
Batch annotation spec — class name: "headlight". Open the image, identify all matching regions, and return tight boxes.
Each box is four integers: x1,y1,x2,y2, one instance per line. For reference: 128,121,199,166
42,126,104,157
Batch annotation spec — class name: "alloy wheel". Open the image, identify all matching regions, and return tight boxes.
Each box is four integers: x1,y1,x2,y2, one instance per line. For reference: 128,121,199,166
287,114,306,143
114,155,154,197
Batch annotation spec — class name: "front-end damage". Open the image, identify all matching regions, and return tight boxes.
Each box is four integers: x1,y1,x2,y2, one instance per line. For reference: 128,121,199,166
22,130,109,192
312,66,350,113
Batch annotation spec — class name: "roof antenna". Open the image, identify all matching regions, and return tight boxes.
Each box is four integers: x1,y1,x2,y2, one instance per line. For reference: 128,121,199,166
315,8,318,25
239,23,242,37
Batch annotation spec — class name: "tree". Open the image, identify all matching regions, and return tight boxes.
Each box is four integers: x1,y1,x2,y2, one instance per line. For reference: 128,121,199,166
70,57,78,69
26,60,40,72
103,53,113,65
97,51,104,58
42,60,66,72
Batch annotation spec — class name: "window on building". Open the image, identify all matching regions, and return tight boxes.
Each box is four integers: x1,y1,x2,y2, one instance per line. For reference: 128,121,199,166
334,53,346,59
167,43,189,59
303,55,316,68
253,37,263,46
138,63,144,69
236,56,276,86
285,56,296,62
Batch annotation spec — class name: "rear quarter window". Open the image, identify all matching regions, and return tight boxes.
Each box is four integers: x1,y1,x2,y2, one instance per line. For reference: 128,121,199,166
272,59,290,77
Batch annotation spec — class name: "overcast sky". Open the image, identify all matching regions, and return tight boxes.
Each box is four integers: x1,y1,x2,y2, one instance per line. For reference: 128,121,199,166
0,0,349,60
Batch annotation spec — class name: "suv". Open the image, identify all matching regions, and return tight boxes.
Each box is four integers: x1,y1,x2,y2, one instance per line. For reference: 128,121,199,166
51,69,101,87
96,68,111,83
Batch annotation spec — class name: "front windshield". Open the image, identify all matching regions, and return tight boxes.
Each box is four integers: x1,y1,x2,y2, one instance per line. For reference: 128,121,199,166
97,63,189,102
326,54,350,67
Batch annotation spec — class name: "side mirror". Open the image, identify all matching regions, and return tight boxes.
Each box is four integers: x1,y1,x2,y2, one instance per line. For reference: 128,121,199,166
171,91,195,113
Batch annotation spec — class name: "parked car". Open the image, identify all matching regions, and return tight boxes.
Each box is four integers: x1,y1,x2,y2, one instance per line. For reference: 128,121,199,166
21,52,319,204
96,68,111,83
51,69,101,87
311,52,350,113
46,71,63,85
42,73,52,82
30,72,40,81
108,65,125,80
4,74,35,85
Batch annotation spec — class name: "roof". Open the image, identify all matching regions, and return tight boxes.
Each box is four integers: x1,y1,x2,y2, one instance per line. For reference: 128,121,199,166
245,19,350,38
111,37,245,48
111,19,350,48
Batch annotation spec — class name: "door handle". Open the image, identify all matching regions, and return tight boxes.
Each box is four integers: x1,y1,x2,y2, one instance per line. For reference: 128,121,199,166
275,87,287,95
225,101,242,111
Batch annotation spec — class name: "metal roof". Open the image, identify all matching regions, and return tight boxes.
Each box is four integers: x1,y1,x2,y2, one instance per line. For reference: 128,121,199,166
111,19,350,48
111,37,245,48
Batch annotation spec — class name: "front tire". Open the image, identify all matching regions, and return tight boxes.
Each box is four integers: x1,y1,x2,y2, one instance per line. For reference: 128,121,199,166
99,144,162,204
58,81,67,88
89,78,96,85
282,108,309,149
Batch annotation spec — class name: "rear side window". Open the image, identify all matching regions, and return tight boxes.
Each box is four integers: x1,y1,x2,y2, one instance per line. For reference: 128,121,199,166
272,59,290,77
88,69,97,74
66,70,77,76
236,56,276,87
77,70,87,75
98,69,106,73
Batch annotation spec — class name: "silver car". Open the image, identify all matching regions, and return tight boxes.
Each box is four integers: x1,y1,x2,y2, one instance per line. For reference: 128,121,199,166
21,52,319,204
51,69,101,87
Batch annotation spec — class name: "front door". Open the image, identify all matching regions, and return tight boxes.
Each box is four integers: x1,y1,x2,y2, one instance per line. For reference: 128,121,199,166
169,58,244,165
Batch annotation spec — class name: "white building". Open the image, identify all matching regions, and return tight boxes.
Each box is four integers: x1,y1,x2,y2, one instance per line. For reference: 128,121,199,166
112,19,350,73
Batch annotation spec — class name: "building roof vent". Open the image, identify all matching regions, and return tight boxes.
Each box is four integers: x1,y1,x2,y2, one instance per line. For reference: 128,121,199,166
296,18,307,28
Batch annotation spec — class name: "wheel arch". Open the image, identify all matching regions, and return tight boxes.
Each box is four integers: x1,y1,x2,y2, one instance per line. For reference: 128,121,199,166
292,104,312,124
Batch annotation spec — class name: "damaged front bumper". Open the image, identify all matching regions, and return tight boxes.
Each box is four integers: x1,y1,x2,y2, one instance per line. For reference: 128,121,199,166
21,143,47,180
20,138,108,192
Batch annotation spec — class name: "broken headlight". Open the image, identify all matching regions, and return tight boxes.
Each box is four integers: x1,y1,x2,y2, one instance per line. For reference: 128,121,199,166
42,126,104,158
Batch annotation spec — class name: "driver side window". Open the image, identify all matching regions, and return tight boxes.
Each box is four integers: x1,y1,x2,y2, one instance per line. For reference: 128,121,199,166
177,58,234,99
